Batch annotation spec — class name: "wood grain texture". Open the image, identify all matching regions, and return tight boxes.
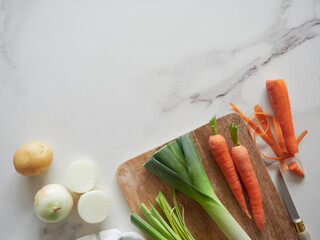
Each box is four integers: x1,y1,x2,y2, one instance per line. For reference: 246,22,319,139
117,113,298,240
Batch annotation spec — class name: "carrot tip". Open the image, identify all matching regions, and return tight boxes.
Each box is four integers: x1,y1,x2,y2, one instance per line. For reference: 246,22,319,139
242,209,252,219
288,161,305,177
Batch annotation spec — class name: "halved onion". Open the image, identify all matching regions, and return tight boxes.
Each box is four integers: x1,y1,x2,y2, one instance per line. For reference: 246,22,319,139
65,160,96,193
77,190,109,224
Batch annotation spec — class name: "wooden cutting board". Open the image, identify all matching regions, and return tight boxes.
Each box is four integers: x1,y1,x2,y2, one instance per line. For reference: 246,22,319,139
117,113,298,240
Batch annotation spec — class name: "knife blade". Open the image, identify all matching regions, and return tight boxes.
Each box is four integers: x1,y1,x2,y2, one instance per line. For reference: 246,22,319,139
277,167,311,240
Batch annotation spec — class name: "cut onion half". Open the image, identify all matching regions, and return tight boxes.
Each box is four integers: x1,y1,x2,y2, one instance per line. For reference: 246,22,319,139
66,160,97,193
78,190,110,224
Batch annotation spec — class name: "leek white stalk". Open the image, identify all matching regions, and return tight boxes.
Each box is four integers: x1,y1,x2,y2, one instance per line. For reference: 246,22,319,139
144,133,251,240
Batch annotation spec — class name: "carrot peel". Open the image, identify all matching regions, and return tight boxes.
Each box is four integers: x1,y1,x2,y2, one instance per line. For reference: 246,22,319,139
296,130,308,144
254,105,275,141
230,102,283,157
247,113,291,171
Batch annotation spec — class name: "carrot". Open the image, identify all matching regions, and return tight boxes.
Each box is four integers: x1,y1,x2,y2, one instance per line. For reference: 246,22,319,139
230,102,283,157
288,161,305,177
296,130,308,144
229,123,265,231
266,79,298,153
208,116,251,219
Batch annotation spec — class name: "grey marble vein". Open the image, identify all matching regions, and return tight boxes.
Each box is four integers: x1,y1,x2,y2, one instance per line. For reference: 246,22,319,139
140,1,320,112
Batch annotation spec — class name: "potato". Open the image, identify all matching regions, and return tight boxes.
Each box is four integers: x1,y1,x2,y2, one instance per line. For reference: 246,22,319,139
13,141,53,176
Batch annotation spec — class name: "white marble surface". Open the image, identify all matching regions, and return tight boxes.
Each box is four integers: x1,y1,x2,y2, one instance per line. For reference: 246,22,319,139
1,0,320,239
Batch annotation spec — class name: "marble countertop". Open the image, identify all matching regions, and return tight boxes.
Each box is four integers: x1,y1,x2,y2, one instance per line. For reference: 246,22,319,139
1,0,319,239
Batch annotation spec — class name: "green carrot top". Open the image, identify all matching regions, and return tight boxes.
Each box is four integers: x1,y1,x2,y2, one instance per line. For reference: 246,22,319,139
210,115,218,135
229,123,239,146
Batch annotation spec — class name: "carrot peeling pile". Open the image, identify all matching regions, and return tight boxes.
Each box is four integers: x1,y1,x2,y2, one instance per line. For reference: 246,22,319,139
230,79,307,173
229,123,265,231
230,102,283,157
208,116,251,219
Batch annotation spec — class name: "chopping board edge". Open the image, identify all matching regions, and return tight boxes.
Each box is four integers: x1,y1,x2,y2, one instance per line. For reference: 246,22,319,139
116,113,299,240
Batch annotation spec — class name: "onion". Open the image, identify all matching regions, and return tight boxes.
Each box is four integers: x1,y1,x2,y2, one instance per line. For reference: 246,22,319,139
77,190,109,224
65,160,96,193
34,184,73,223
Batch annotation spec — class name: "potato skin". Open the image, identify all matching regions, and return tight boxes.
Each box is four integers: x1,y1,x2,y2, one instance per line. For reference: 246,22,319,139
13,142,53,176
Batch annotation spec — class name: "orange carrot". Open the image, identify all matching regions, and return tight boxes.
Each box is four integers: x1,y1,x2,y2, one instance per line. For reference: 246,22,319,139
288,161,305,177
296,130,308,144
208,116,251,219
230,102,283,157
266,79,298,153
229,123,265,231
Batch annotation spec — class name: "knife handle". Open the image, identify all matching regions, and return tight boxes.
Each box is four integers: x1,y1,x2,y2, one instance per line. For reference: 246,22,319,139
298,230,311,240
294,219,311,240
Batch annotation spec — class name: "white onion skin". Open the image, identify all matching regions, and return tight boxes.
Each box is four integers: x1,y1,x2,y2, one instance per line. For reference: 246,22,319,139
34,184,74,223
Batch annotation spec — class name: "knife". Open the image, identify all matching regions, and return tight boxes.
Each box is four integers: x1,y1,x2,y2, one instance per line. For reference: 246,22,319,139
277,167,311,240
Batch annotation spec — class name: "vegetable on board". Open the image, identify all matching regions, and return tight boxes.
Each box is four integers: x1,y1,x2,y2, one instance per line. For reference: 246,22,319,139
156,190,195,240
131,189,195,240
208,116,251,219
131,213,166,240
266,79,298,153
229,123,265,231
288,161,305,177
144,133,251,240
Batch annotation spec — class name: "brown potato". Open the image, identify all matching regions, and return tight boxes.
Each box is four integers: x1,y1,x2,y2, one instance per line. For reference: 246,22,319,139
13,141,53,176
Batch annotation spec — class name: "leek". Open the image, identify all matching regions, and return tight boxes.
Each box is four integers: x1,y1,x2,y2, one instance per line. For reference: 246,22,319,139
131,213,167,240
156,190,195,240
144,133,251,240
140,203,177,240
131,189,195,240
